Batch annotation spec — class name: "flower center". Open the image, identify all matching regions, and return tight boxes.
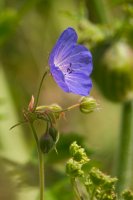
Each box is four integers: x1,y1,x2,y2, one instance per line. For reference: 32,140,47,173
57,62,74,76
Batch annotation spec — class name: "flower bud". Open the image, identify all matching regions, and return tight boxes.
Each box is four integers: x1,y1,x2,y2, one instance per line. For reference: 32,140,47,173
49,126,59,143
69,141,89,164
89,167,105,186
28,95,35,112
39,133,54,154
102,192,117,200
79,97,97,114
89,167,117,190
103,177,117,191
49,104,62,119
95,42,133,102
66,158,84,178
44,104,63,123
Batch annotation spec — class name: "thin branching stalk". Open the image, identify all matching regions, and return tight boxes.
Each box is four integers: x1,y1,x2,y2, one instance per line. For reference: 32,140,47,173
34,70,49,110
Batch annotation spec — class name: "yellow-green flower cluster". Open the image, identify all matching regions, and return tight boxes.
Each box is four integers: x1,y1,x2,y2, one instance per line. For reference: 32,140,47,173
85,167,117,200
66,141,89,178
66,142,133,200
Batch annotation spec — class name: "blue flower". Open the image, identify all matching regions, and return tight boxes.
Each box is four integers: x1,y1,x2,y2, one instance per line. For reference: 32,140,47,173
49,27,93,96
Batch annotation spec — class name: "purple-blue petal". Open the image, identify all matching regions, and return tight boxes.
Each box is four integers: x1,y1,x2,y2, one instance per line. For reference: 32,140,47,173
49,27,77,66
49,27,93,96
65,72,92,96
58,45,93,76
51,65,69,92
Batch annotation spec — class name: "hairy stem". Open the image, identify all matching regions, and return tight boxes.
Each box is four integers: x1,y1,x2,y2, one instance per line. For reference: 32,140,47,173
116,101,133,193
30,122,45,200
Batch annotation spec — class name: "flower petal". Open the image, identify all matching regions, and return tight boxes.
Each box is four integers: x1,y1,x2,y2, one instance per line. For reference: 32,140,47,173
50,64,69,92
58,44,93,76
49,27,93,96
49,27,77,66
65,72,92,96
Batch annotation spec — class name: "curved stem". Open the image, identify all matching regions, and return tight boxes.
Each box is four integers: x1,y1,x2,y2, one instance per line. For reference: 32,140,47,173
30,122,45,200
116,101,133,194
34,70,49,110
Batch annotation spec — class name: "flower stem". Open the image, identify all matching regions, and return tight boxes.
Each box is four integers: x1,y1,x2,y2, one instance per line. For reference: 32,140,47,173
90,187,96,200
34,69,49,110
116,101,133,193
71,178,82,200
39,151,45,200
30,122,45,200
67,104,80,111
36,103,80,112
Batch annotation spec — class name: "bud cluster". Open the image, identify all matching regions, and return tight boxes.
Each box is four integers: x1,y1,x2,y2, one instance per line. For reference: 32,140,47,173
66,141,89,178
24,96,98,157
70,141,90,164
66,142,133,200
85,167,117,200
66,158,84,177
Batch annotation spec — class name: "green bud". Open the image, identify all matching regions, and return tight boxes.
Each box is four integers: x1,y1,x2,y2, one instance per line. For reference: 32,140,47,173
95,42,133,102
84,178,94,194
69,141,89,164
79,97,97,114
49,126,59,143
102,192,117,200
103,177,117,191
89,167,117,189
122,189,133,200
66,158,84,178
39,133,54,154
89,167,105,186
49,104,62,120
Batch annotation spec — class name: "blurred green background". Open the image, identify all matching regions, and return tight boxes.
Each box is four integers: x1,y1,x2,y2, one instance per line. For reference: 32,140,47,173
0,0,132,199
